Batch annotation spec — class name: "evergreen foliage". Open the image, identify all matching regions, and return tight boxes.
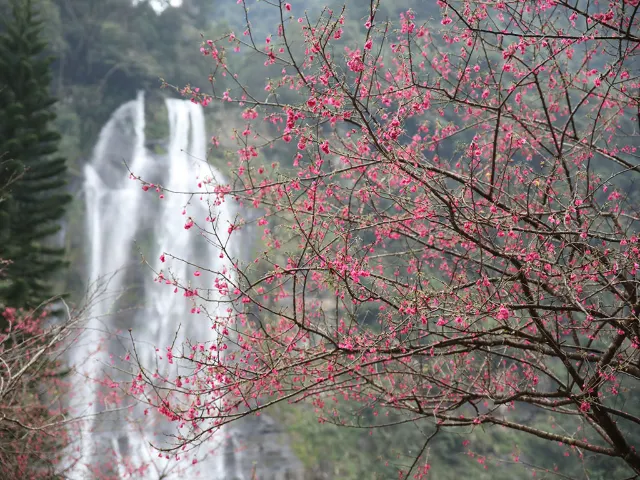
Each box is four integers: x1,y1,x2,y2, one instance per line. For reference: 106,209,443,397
0,0,70,308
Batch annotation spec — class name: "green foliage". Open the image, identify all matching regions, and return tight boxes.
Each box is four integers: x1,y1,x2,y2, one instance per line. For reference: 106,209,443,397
45,0,222,163
0,0,71,308
278,399,637,479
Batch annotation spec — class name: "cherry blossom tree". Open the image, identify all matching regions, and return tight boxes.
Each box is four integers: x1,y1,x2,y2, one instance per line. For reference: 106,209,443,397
0,301,81,477
129,0,640,477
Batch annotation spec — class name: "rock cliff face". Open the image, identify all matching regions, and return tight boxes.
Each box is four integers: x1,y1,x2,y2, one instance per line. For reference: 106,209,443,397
227,414,306,480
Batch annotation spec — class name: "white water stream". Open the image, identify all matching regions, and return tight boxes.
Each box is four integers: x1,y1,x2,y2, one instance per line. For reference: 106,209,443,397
66,92,303,480
68,92,235,479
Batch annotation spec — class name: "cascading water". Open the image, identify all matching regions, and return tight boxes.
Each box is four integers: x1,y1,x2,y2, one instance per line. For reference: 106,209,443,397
68,92,235,479
68,92,304,480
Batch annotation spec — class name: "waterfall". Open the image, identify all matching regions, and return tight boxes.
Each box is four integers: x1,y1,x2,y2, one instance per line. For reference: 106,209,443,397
67,92,304,480
68,92,234,479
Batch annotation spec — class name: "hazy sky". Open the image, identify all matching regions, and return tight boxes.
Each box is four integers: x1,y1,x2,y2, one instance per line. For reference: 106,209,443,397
137,0,183,13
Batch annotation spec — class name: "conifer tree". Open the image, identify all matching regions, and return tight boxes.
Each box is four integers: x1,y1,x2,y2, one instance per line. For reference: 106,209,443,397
0,0,70,308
